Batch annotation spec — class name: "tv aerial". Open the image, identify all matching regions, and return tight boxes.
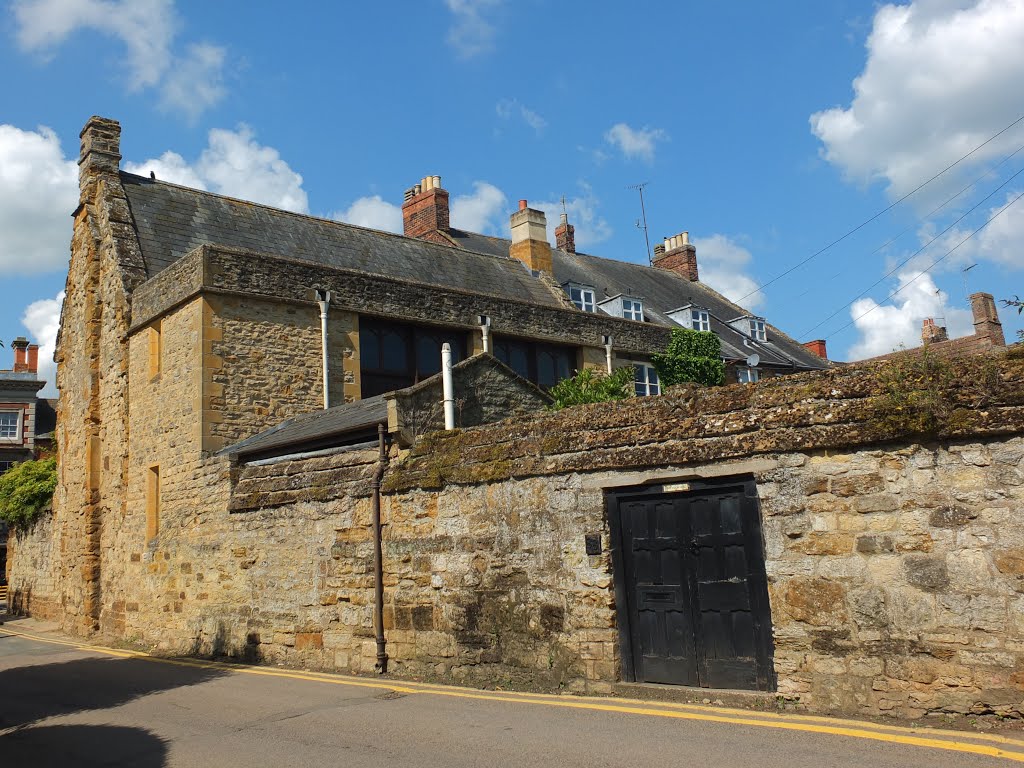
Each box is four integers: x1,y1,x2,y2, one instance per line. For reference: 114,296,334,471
627,182,653,265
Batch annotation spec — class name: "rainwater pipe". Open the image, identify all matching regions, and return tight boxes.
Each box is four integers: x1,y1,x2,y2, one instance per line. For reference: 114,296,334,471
477,314,492,354
602,334,614,374
372,422,389,673
442,342,456,430
315,289,331,409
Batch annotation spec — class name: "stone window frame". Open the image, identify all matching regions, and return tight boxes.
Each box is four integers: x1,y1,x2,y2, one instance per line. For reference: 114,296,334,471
0,409,23,443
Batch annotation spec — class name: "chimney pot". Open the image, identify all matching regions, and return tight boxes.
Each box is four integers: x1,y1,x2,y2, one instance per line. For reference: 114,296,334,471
519,199,528,211
653,231,699,282
803,339,828,360
402,175,450,240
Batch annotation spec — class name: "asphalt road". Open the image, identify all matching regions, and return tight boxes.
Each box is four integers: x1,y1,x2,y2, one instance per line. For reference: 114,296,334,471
1,619,1021,768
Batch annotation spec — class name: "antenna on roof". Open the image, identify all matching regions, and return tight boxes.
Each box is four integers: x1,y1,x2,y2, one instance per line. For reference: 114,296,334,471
627,182,652,266
961,263,977,300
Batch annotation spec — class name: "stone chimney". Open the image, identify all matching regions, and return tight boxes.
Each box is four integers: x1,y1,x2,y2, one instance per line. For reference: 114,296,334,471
969,292,1005,346
555,213,575,254
921,318,949,344
653,232,698,281
509,200,552,273
11,337,29,372
402,175,450,244
79,116,122,196
803,339,828,360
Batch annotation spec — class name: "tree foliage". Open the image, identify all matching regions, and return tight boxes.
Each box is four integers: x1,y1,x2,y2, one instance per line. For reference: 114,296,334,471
651,328,725,387
0,458,57,528
549,366,635,410
1002,296,1023,341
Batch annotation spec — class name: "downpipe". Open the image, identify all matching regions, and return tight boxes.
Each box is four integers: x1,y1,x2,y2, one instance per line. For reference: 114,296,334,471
372,422,389,673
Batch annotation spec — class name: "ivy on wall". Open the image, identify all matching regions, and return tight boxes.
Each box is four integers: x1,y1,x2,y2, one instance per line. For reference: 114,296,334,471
0,458,57,528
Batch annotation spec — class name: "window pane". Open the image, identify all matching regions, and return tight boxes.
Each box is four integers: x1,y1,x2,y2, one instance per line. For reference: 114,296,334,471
0,412,17,439
381,330,408,372
537,350,557,390
361,328,380,369
416,336,441,376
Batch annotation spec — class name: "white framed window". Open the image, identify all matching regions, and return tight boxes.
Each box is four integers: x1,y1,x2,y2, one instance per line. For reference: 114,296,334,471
737,367,760,384
622,298,644,322
634,364,660,396
0,460,14,474
567,285,596,313
690,308,710,332
0,410,22,442
748,318,767,342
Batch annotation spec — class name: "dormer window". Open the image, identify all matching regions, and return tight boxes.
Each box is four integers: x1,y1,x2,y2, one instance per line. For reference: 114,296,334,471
622,298,644,322
748,318,767,342
690,308,710,332
566,284,596,313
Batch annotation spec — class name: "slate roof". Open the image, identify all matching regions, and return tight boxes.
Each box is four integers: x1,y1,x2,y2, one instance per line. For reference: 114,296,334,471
223,395,388,460
121,172,825,371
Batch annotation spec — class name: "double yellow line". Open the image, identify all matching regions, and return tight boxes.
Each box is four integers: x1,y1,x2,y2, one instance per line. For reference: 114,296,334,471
3,623,1023,762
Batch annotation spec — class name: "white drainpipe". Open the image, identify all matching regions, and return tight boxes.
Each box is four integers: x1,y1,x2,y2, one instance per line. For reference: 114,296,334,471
478,314,492,354
442,342,456,430
602,334,614,374
316,289,331,409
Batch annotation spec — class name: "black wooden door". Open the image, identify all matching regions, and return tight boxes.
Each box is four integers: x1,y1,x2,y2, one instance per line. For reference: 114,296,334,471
612,481,774,691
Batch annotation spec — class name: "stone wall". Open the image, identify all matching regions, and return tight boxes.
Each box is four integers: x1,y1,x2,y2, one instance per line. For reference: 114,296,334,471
9,350,1024,718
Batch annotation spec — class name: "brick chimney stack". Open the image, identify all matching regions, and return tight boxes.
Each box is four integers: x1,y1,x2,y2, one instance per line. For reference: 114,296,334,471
11,337,29,372
79,116,122,198
402,175,450,245
27,344,39,374
803,339,828,360
509,200,553,274
555,213,575,253
653,232,698,281
921,318,949,344
969,292,1005,346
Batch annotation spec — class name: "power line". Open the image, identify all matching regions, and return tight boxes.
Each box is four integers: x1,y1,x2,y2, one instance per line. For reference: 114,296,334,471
734,111,1024,304
787,140,1024,303
826,188,1024,340
800,162,1024,339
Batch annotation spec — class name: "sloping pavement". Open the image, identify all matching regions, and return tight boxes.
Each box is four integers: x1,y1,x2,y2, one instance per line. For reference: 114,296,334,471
1,618,1022,768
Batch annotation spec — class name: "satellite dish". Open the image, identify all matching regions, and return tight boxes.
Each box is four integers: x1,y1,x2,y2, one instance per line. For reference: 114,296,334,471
745,354,760,367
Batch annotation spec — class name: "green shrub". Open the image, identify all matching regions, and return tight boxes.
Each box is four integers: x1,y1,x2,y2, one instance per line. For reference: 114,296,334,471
0,458,57,528
549,367,635,410
651,328,725,387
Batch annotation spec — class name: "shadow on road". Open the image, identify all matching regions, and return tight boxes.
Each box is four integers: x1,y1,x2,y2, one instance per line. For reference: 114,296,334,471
0,654,226,731
1,724,168,767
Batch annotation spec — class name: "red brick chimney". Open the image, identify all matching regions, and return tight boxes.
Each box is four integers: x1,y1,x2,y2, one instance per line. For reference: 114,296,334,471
555,213,575,253
27,344,39,374
803,339,828,360
969,292,1005,346
653,232,698,281
921,318,948,344
402,175,450,245
11,337,29,372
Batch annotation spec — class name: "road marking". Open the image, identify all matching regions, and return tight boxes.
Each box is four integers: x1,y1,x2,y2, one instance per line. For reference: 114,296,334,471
2,623,1022,762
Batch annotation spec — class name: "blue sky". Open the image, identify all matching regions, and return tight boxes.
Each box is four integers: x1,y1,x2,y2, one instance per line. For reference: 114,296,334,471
3,0,1023,395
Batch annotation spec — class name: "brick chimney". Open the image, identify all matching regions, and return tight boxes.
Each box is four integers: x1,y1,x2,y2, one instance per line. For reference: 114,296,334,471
555,213,575,253
11,337,29,372
509,200,552,273
27,344,39,374
803,339,828,360
402,175,450,244
653,232,698,281
969,292,1005,346
921,318,949,344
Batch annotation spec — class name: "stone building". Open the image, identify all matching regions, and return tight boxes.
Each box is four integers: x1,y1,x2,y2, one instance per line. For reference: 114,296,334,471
19,116,1024,720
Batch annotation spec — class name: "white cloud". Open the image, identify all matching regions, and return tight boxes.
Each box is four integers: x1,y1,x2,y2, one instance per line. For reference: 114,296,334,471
845,272,973,360
334,195,403,233
445,0,502,58
496,98,547,134
450,182,507,234
605,123,668,163
12,0,227,118
21,290,65,396
126,125,309,213
0,125,77,275
810,0,1024,198
533,187,613,250
690,234,765,310
975,190,1024,268
160,42,227,122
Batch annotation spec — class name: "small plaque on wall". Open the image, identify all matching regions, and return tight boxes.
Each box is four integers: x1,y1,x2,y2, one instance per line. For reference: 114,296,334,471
585,533,602,556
